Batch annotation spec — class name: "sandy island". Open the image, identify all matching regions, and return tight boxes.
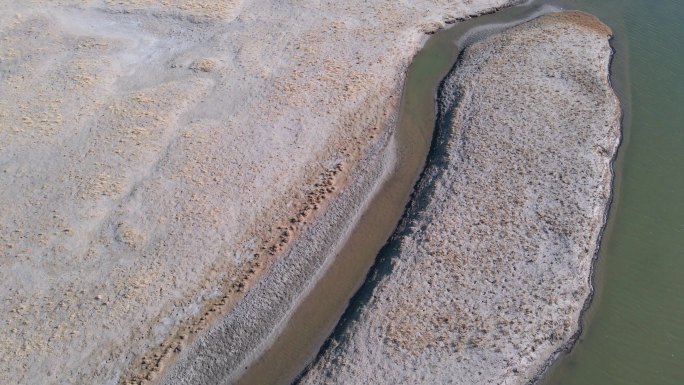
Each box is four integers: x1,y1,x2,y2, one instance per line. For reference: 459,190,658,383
298,11,621,385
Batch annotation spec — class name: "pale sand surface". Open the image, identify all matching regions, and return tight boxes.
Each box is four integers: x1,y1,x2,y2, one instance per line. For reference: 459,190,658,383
299,11,620,385
0,1,520,384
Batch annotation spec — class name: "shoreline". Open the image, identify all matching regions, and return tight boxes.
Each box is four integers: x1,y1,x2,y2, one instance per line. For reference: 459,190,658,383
527,30,624,385
298,10,621,385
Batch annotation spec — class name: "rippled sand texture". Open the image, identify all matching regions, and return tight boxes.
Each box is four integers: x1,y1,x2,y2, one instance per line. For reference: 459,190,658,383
0,0,521,384
299,11,620,385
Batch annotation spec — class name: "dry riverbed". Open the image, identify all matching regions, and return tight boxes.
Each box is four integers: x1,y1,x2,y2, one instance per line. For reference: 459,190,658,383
298,11,620,385
0,0,523,384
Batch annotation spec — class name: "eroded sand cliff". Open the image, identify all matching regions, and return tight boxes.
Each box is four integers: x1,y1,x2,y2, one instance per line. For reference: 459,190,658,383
0,1,521,384
299,11,620,385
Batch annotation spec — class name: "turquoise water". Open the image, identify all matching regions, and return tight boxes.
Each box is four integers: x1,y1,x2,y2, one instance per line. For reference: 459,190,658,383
540,0,684,384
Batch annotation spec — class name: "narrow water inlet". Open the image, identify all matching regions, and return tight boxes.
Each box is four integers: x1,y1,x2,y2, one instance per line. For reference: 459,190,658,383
232,2,561,385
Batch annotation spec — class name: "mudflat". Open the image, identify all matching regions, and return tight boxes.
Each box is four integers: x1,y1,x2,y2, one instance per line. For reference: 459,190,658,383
299,11,620,385
0,1,521,384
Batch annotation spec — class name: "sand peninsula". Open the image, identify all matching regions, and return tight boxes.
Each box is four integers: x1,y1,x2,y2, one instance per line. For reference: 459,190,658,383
0,0,526,384
298,11,621,385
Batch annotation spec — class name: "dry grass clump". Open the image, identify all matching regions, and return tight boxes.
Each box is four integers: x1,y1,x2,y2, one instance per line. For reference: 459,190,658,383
190,58,217,72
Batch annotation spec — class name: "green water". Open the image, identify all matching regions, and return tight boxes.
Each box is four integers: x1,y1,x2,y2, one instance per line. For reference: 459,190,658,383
540,0,684,384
